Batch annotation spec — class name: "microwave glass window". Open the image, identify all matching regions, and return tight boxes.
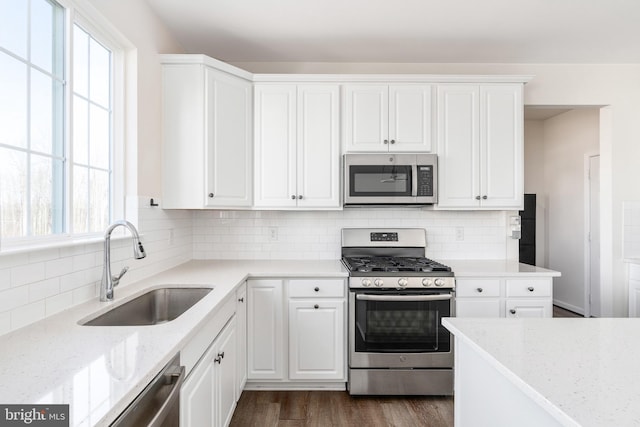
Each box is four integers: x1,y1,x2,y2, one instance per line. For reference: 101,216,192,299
349,165,412,197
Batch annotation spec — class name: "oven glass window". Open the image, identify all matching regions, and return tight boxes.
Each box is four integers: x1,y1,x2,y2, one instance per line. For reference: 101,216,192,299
354,292,451,353
349,165,412,197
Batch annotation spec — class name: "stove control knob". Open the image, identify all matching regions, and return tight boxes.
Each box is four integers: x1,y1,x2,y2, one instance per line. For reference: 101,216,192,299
398,278,408,287
361,278,372,287
422,278,433,287
374,279,384,287
434,278,445,287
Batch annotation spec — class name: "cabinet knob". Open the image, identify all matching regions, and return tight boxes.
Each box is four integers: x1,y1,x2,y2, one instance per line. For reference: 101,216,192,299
291,195,296,199
482,195,488,200
383,139,389,144
238,297,244,303
475,196,481,200
218,351,225,359
208,193,214,198
214,356,222,364
298,195,303,199
390,139,396,144
476,287,483,293
314,287,319,292
527,286,535,292
314,304,319,309
510,309,516,315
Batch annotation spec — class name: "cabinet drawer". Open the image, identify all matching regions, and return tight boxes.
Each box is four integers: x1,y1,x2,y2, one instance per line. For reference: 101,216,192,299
629,264,640,281
288,279,345,298
506,279,551,297
456,298,501,317
456,279,500,297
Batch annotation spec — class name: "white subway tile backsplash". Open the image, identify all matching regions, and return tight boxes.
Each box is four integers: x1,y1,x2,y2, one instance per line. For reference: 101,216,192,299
28,278,61,302
0,269,10,291
11,263,46,287
45,257,74,279
11,300,45,330
0,287,29,312
45,292,74,316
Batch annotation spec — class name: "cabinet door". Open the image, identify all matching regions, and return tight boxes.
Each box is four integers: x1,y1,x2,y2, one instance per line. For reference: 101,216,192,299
479,84,523,208
205,68,252,207
436,84,480,208
288,300,345,380
343,85,389,152
254,85,297,207
247,279,284,379
296,85,341,208
235,283,247,397
456,299,501,318
181,333,215,427
214,317,237,427
389,85,433,152
506,299,551,318
629,279,640,317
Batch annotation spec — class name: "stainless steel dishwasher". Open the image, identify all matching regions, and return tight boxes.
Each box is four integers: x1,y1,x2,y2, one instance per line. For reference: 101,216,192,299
111,353,184,427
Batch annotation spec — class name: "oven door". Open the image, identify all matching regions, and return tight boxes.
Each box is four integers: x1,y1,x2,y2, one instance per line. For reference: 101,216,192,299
349,289,454,368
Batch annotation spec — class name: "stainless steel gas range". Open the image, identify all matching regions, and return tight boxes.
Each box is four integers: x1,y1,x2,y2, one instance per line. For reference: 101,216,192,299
341,228,455,396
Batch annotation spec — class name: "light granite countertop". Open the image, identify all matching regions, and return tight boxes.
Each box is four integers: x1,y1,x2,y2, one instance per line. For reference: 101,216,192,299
0,258,559,426
0,260,347,427
443,317,640,427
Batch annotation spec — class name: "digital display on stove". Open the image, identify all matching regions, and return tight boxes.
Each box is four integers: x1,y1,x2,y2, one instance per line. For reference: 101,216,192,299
370,232,398,242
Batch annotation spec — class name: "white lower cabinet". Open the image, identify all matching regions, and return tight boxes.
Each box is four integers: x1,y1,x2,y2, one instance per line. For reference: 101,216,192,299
628,264,640,317
235,282,247,396
247,277,346,386
181,316,237,427
456,277,553,318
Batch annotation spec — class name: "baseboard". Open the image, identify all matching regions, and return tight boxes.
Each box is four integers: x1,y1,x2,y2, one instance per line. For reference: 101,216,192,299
553,299,584,316
244,381,346,391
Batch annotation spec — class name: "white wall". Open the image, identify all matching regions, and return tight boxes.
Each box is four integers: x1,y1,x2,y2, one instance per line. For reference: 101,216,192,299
527,110,600,314
193,209,515,261
523,119,546,267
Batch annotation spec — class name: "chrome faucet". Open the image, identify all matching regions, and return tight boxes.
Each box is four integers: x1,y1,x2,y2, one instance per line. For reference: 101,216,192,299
100,220,146,302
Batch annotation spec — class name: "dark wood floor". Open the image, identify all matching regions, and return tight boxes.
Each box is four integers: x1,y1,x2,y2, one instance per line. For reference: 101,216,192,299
229,390,453,427
553,305,582,318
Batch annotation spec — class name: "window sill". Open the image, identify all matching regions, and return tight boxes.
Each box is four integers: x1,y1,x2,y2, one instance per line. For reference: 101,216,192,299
0,233,142,257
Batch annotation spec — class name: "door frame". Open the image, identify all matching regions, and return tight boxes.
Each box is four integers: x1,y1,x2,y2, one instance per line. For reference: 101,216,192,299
584,153,600,318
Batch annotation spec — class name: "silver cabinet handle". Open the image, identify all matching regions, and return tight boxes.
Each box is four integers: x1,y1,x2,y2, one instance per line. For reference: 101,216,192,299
527,286,535,292
482,195,488,199
218,351,225,359
510,309,516,314
477,288,483,293
390,139,396,144
356,294,452,302
314,304,319,309
383,139,389,144
298,195,303,199
208,193,214,198
475,196,481,200
314,287,319,292
291,195,296,199
238,297,244,303
214,356,222,364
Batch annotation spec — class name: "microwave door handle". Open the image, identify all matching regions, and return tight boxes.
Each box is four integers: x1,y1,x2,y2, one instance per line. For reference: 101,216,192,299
411,166,418,197
356,294,452,302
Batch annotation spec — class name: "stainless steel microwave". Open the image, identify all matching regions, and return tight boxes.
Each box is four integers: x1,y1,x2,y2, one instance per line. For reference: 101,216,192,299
344,153,437,206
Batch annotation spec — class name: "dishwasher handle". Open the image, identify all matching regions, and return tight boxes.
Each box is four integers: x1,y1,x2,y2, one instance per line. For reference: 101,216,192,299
148,365,185,427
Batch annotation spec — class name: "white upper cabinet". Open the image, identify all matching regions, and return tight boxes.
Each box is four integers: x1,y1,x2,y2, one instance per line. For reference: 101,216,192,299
343,84,433,152
436,83,523,209
254,84,340,209
162,59,252,209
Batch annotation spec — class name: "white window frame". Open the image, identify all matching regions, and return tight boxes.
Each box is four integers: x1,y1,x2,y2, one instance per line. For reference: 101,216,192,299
0,0,129,251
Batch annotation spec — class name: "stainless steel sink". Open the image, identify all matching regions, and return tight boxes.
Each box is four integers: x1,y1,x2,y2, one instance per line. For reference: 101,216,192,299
81,287,213,326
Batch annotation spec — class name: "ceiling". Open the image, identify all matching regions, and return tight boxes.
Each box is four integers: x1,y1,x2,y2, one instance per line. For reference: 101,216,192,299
146,0,640,64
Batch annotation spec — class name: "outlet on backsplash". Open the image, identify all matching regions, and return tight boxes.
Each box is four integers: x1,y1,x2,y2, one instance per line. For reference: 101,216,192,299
455,227,464,241
268,227,278,241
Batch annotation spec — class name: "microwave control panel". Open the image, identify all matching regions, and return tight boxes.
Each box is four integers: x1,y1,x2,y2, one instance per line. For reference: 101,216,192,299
417,166,434,197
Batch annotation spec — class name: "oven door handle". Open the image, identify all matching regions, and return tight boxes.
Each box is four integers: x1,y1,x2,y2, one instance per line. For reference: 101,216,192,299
355,294,452,302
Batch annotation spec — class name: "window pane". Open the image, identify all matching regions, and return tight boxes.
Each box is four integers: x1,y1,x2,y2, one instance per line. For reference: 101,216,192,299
0,51,27,148
89,37,110,108
31,0,54,73
89,169,109,233
73,25,89,98
73,165,88,233
0,148,27,238
31,153,64,236
89,105,109,169
31,69,56,154
0,0,28,58
73,95,89,165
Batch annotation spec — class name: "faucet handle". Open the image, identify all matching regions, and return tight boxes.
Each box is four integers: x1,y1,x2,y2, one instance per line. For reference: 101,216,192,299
112,266,129,287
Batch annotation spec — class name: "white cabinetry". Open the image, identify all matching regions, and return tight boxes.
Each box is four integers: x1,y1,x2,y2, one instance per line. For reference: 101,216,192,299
246,277,347,387
235,282,247,396
181,316,237,427
162,58,252,209
288,279,345,380
343,84,433,152
254,84,340,209
456,277,552,318
436,84,523,209
247,279,284,379
628,264,640,317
